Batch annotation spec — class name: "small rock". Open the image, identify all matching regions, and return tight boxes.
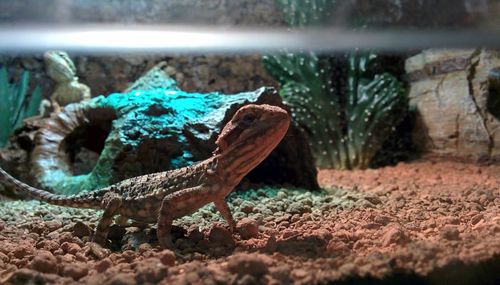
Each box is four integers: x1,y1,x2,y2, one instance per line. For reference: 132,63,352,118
45,220,62,232
381,226,407,246
269,265,292,284
46,231,60,240
292,268,309,278
0,220,5,231
240,201,255,214
326,241,349,255
72,221,92,238
227,253,271,277
290,214,301,223
75,252,88,262
234,274,259,285
106,273,136,285
287,202,311,215
61,262,89,280
85,242,111,259
36,240,60,251
438,216,460,225
134,258,167,283
264,235,277,253
159,249,176,266
29,223,46,235
61,242,81,255
237,218,259,240
276,190,288,199
29,250,58,274
208,225,235,247
121,250,137,263
12,243,35,259
95,258,113,273
0,252,9,263
441,225,460,240
138,243,152,254
6,268,62,284
364,195,382,205
374,215,392,226
470,214,483,225
59,253,76,263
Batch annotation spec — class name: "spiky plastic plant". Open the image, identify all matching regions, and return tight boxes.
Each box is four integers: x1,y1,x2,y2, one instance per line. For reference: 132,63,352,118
263,0,407,169
0,66,42,147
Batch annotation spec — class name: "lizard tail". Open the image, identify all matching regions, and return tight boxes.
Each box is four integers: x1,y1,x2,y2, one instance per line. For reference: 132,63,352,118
0,167,100,208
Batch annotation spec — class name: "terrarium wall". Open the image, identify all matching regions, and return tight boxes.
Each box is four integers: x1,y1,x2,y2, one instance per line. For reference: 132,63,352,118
0,0,487,97
0,0,494,171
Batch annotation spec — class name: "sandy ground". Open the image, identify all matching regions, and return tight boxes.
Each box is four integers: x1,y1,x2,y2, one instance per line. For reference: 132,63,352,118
0,155,499,284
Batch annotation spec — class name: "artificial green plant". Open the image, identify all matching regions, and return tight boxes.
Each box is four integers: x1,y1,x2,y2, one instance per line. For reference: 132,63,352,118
263,0,407,169
0,66,42,147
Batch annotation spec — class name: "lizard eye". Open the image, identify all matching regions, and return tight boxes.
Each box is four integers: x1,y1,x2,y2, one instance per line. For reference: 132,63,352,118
240,113,257,125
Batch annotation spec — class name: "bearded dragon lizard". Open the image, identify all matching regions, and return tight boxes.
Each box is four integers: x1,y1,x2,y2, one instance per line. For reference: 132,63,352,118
0,104,290,248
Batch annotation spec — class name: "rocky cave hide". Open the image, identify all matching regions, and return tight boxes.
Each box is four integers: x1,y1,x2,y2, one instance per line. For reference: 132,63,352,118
0,63,319,195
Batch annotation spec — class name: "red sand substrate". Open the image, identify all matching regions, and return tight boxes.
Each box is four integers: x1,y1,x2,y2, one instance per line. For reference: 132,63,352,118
0,155,499,284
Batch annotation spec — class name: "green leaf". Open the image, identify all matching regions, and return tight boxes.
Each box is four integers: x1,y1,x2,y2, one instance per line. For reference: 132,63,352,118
0,66,43,147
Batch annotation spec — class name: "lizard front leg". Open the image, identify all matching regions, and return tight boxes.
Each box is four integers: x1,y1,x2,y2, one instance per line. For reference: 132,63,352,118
157,185,208,249
214,199,236,232
93,193,122,246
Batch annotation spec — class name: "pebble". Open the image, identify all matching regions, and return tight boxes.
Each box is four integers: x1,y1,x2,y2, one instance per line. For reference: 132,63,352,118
12,243,35,259
290,214,301,223
85,242,111,259
276,190,288,199
237,218,260,240
29,250,58,274
59,232,74,243
45,220,62,232
95,258,113,273
381,227,407,246
240,201,255,214
121,250,137,263
269,265,292,283
138,243,153,254
106,273,136,285
208,225,235,248
6,268,63,284
227,253,271,277
61,262,89,280
72,221,93,238
441,225,460,240
159,249,176,266
292,268,309,278
61,242,81,255
0,252,9,263
364,195,382,205
470,214,483,225
134,258,167,283
287,202,310,215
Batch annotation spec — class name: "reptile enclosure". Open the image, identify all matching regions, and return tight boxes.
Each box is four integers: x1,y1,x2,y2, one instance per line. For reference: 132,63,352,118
0,1,499,285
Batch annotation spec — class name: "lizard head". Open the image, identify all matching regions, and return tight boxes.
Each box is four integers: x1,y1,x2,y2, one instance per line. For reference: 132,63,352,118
214,104,290,176
44,50,77,82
